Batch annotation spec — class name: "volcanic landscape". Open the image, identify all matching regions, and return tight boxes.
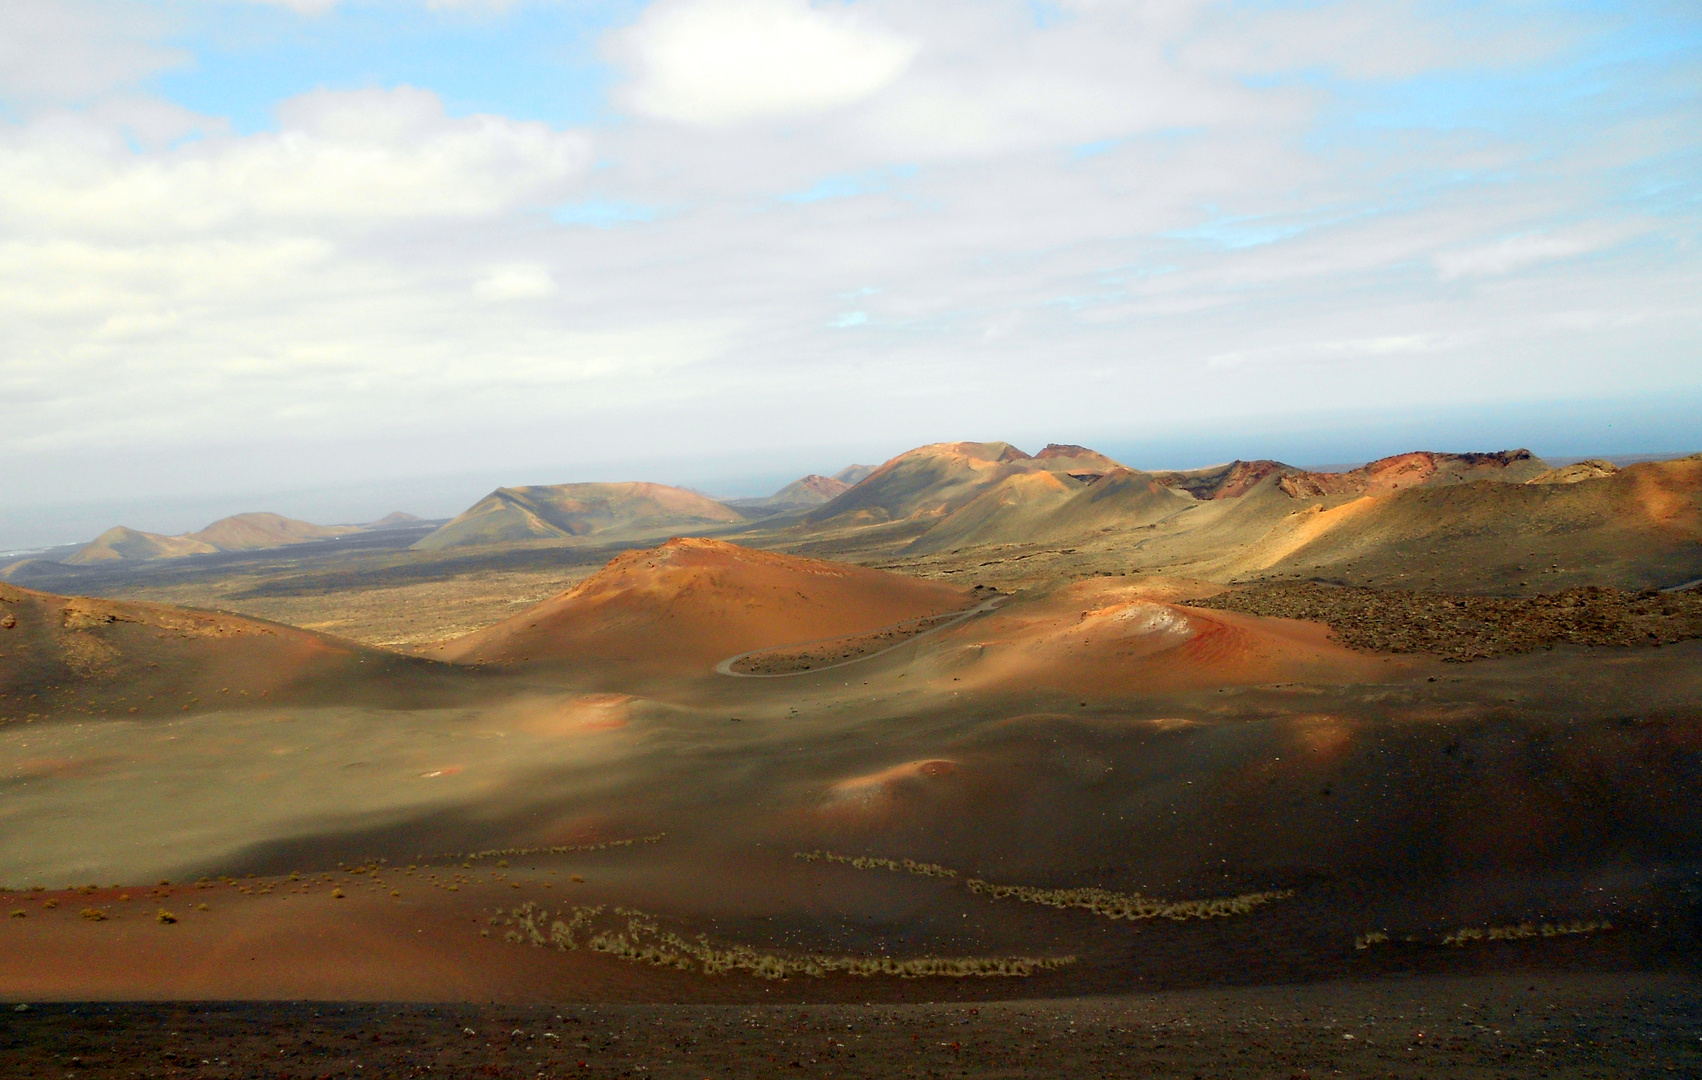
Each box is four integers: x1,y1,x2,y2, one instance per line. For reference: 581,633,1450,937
3,441,1700,1077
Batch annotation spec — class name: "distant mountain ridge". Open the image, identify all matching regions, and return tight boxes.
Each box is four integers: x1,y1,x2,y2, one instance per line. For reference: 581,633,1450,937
46,510,422,569
413,482,745,551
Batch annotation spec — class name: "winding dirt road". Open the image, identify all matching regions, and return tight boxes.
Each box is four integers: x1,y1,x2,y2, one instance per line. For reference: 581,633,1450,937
714,594,1008,678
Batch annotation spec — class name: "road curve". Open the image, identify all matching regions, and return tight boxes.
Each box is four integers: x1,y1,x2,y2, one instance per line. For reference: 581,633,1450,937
713,594,1008,679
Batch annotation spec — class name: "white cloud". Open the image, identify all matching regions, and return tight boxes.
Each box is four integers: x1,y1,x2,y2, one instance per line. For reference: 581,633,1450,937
223,0,522,10
474,264,558,300
0,87,591,235
3,0,1700,543
1433,226,1640,280
0,0,185,101
613,0,919,125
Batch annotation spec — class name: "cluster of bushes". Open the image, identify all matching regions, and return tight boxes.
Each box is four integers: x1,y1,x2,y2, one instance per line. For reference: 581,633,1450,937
796,848,1293,923
1356,919,1614,951
493,901,1073,980
793,850,957,878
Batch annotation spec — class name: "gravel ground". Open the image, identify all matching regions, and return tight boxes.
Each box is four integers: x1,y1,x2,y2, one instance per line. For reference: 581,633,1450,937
1193,583,1702,661
3,972,1697,1079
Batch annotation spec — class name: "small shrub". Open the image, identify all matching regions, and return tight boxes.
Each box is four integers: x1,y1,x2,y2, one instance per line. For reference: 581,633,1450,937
1441,919,1612,947
430,834,666,864
8,910,23,919
79,908,107,922
156,910,177,924
794,850,957,879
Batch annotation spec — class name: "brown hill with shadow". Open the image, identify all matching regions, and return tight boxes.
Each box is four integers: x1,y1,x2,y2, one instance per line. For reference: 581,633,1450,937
188,512,361,551
908,467,1202,554
905,471,1084,554
1528,460,1618,485
1032,467,1199,537
803,442,1037,529
727,475,854,517
1228,454,1702,591
62,527,218,566
1151,460,1291,500
0,583,424,720
1277,450,1548,498
802,442,1131,532
59,512,381,567
433,537,973,674
1033,443,1125,476
415,483,744,551
913,577,1408,695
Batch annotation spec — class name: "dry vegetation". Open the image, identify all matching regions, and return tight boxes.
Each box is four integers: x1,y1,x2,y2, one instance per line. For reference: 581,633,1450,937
794,850,958,878
1440,920,1614,947
1194,582,1702,660
494,902,1075,980
796,850,1294,923
1356,920,1614,950
963,880,1296,923
429,834,666,864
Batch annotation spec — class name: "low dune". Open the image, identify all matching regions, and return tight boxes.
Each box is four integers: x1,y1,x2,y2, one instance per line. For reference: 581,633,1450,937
432,537,975,675
917,578,1409,694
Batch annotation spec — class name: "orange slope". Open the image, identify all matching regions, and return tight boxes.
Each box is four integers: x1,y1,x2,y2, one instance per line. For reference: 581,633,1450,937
920,578,1416,694
433,538,975,674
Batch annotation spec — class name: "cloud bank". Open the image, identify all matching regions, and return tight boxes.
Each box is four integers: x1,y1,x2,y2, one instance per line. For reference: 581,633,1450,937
0,0,1698,545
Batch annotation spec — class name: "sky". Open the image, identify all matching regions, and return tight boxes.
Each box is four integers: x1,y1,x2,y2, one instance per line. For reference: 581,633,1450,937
2,0,1699,549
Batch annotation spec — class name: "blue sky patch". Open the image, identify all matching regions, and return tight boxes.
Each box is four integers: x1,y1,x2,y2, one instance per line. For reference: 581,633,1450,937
553,200,659,228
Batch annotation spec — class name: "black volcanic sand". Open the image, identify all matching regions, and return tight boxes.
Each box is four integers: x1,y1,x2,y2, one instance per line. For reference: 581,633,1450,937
3,972,1697,1078
2,639,1702,1002
6,553,1702,1004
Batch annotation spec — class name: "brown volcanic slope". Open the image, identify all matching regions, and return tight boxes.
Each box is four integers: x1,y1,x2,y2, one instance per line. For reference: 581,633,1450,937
904,470,1085,554
1229,454,1702,591
62,526,218,565
433,537,975,674
803,441,1038,529
1032,442,1125,476
1150,459,1292,501
908,467,1200,555
0,582,430,721
61,512,361,567
915,577,1409,695
415,482,744,551
1148,450,1545,503
189,511,361,551
802,442,1131,534
866,446,1695,595
728,474,854,516
1277,449,1549,498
